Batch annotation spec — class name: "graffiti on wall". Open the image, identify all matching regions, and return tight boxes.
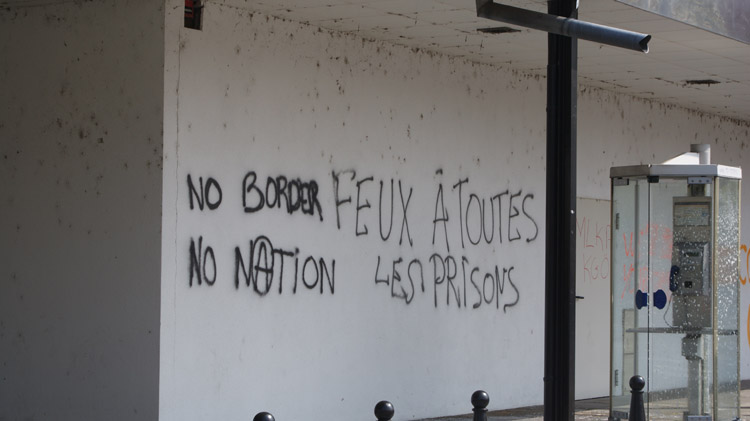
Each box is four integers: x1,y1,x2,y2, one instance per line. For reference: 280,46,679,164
576,212,610,284
617,223,673,300
739,244,750,351
183,168,540,312
617,224,750,351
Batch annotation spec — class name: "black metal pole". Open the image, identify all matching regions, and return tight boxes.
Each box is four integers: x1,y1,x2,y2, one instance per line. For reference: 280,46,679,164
543,0,577,420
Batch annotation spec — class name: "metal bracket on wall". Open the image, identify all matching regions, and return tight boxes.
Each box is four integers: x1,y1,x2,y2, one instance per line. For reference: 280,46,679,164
474,0,651,52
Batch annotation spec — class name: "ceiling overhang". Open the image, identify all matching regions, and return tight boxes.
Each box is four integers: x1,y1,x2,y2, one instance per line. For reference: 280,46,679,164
221,0,750,123
617,0,750,44
4,0,746,122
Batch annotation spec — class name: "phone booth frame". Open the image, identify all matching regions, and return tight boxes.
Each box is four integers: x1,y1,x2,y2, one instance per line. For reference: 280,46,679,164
609,146,741,421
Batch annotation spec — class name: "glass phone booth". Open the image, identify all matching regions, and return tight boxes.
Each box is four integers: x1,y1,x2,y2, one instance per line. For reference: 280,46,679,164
609,145,741,421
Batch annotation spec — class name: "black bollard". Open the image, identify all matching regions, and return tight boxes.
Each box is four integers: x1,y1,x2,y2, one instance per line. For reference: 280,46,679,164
471,390,490,421
253,411,275,421
628,375,646,421
374,400,395,421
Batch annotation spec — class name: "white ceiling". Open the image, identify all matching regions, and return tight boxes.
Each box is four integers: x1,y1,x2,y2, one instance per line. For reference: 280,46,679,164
3,0,745,121
229,0,750,122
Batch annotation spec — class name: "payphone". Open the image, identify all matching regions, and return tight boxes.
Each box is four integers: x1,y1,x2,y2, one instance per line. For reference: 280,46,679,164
671,194,712,328
672,192,713,418
609,145,741,421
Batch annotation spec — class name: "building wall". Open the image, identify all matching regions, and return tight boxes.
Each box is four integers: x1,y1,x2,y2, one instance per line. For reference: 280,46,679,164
2,0,747,420
0,1,163,420
161,3,547,420
161,2,750,420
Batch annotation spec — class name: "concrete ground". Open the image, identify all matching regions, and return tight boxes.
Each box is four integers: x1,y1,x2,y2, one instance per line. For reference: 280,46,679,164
419,382,750,421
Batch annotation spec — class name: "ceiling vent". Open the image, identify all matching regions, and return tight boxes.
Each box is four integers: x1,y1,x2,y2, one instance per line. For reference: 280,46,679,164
684,79,721,86
477,26,522,34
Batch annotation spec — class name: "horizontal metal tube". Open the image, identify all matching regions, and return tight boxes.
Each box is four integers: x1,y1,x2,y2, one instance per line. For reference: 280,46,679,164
476,0,650,53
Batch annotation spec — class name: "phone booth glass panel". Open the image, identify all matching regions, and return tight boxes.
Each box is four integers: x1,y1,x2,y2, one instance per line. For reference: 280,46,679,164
609,156,741,421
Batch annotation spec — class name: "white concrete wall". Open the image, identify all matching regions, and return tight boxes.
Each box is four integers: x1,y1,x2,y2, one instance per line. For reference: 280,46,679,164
161,3,548,420
0,2,163,420
574,197,612,399
2,0,747,420
160,2,750,420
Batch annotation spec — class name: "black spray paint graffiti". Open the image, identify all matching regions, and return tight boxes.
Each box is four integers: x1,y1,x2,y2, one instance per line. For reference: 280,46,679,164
235,234,335,296
374,253,519,312
432,175,538,252
188,174,223,210
189,236,217,286
331,170,414,246
184,170,538,314
242,171,323,221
